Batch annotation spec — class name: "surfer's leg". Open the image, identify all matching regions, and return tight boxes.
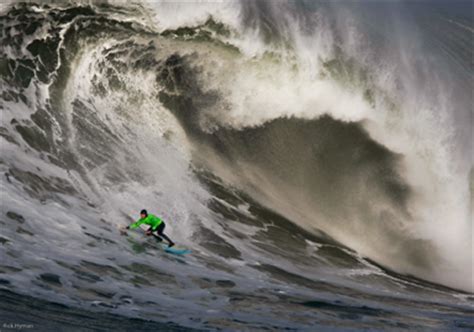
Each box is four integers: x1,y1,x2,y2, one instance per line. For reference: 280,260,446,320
150,227,163,242
153,234,163,242
157,223,174,247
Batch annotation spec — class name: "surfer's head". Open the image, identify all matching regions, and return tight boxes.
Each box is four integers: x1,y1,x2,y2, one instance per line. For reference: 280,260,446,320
140,209,148,218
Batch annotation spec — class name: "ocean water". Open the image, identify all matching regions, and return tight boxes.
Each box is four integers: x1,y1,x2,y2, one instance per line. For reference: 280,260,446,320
0,1,473,331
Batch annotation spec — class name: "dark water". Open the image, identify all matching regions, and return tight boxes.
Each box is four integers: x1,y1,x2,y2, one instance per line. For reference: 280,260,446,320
0,289,196,332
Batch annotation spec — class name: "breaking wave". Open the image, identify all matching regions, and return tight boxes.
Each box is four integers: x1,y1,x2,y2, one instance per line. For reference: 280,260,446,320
0,1,472,330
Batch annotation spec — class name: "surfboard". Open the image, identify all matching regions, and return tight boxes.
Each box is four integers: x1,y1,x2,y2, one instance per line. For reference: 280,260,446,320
151,233,191,255
160,243,191,255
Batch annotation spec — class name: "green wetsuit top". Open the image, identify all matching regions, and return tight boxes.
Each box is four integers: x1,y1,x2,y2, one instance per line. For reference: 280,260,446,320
129,214,163,231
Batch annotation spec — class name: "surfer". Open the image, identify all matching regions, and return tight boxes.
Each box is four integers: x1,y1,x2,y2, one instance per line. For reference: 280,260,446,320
126,209,175,247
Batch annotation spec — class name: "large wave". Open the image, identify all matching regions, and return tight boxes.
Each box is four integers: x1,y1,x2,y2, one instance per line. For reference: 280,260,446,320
0,1,472,328
146,0,473,291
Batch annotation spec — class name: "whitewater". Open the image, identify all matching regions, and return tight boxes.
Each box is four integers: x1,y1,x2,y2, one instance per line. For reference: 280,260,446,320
0,1,473,331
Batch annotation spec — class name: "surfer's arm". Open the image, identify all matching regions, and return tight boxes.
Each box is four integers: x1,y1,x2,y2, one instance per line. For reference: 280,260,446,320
127,219,144,230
